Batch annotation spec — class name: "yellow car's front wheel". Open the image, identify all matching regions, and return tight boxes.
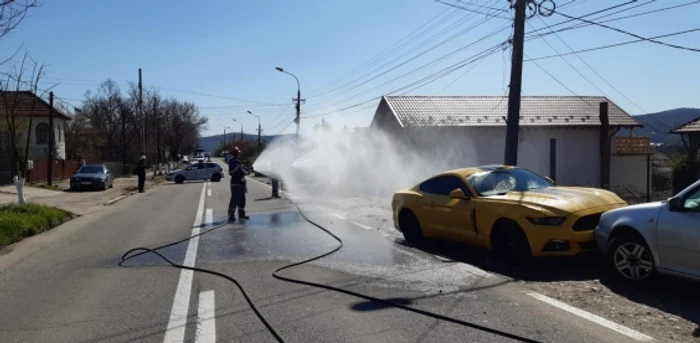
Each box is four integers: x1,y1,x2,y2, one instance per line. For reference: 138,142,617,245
490,220,532,261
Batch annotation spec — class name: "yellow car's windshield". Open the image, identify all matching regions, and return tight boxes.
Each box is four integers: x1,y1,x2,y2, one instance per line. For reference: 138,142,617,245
467,168,551,196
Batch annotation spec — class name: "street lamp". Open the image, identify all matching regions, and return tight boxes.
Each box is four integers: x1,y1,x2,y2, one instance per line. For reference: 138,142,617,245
247,110,262,150
275,66,302,138
220,124,230,147
232,118,243,142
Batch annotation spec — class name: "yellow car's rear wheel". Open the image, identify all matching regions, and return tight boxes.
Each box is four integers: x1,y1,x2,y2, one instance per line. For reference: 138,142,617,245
399,210,424,245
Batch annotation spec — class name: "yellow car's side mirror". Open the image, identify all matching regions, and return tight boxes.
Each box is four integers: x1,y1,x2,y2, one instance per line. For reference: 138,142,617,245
449,188,468,199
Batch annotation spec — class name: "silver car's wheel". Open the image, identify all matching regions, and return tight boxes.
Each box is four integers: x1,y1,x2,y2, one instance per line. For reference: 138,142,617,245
612,241,654,281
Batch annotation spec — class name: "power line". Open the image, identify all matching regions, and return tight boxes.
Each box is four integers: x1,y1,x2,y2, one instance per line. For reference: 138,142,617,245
434,0,510,19
552,8,700,53
525,27,700,61
303,42,505,119
302,24,510,114
304,6,457,96
526,21,609,99
532,0,700,38
523,51,669,133
528,15,672,133
307,0,502,101
40,76,285,106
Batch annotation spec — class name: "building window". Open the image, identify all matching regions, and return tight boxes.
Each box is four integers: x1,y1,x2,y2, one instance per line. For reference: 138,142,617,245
36,123,50,144
58,123,63,142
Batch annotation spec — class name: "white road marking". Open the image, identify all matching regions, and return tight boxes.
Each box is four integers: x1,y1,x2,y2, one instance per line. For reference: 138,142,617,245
206,209,213,227
331,213,346,220
207,189,212,197
195,290,216,343
526,292,654,341
163,183,207,343
351,221,375,231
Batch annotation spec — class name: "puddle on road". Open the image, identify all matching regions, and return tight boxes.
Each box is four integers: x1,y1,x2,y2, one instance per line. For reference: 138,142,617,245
194,211,499,295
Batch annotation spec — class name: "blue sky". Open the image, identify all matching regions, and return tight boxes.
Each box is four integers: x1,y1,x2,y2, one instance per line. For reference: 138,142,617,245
2,0,699,137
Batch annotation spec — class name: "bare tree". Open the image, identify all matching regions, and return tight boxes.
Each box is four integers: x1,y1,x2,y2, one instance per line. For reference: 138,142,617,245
0,52,47,204
0,0,41,64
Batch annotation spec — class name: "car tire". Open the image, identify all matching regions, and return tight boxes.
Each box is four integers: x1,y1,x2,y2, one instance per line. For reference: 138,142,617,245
607,234,656,284
491,220,531,261
211,174,221,182
399,210,425,246
175,175,185,184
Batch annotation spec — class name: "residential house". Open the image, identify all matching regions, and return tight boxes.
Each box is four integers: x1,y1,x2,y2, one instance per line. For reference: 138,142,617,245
0,91,72,185
369,95,652,195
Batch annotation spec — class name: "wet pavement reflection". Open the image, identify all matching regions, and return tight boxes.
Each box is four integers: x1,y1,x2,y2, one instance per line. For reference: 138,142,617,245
194,210,497,294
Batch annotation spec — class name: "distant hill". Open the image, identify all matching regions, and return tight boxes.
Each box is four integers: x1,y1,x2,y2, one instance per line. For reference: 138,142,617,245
198,133,292,152
626,108,700,145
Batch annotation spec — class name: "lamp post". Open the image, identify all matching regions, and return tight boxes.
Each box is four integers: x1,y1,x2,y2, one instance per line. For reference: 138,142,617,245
247,110,262,150
275,66,302,138
232,118,243,142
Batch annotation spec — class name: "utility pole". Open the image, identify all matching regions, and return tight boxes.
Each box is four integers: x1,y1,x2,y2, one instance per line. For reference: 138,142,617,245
153,96,158,178
121,100,126,175
275,67,303,138
48,92,54,186
503,0,527,166
294,88,301,138
247,110,262,151
138,68,144,157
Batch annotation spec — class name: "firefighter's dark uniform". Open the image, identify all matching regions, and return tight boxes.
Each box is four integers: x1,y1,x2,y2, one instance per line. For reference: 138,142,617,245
228,156,248,221
134,159,146,193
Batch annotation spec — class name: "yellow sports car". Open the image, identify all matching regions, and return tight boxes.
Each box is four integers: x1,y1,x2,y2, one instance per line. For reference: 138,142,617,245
391,165,627,258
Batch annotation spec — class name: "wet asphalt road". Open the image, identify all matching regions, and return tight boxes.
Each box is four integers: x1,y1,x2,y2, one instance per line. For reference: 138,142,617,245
0,170,651,342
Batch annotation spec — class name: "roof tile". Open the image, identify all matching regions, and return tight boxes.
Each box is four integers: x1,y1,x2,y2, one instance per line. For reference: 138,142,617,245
671,116,700,133
384,96,641,128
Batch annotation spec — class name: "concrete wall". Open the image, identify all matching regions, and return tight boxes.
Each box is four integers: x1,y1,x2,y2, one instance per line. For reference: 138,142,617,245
610,137,650,195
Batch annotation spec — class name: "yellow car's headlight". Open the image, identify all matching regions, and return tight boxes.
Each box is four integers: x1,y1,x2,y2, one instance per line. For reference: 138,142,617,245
527,217,566,226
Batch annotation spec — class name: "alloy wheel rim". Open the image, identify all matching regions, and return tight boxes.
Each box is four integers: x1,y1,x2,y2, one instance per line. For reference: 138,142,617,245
613,242,653,280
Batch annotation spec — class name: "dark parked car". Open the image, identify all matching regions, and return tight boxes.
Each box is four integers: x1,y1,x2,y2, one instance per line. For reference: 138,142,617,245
70,164,114,191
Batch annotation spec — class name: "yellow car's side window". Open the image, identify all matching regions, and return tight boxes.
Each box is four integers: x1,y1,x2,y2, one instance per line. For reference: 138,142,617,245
420,176,472,197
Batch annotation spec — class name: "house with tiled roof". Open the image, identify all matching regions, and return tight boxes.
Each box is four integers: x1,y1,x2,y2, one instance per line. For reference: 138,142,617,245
370,95,652,194
0,91,72,185
670,115,700,162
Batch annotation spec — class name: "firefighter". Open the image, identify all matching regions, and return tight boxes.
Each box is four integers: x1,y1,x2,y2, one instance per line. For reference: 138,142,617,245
134,156,146,193
228,147,249,222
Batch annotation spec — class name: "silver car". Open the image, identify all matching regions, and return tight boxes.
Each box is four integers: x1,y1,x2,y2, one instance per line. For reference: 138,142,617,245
594,178,700,283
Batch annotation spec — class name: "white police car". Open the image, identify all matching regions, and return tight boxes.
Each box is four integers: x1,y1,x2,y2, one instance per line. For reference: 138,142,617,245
167,162,224,184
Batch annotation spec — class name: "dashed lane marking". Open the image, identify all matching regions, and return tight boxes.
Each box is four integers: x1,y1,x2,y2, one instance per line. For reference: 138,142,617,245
195,290,216,343
163,183,207,343
331,213,346,220
526,292,654,341
207,189,212,197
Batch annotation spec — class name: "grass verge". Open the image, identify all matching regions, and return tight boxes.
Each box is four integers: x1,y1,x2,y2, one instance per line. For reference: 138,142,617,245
0,203,73,248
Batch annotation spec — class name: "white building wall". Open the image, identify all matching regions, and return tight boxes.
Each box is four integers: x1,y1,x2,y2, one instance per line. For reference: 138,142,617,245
397,126,603,187
30,117,67,160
